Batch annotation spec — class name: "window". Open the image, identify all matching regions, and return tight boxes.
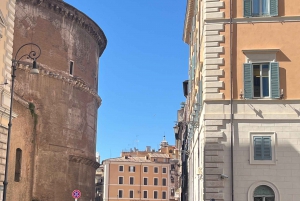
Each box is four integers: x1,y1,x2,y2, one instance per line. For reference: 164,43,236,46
162,178,167,186
118,190,123,198
15,148,22,182
119,165,124,172
129,166,135,172
143,178,148,185
244,0,278,17
154,191,158,199
171,188,175,196
250,132,276,164
243,62,279,99
118,177,123,184
162,191,167,199
69,61,74,75
162,167,167,173
154,178,158,186
143,166,148,173
130,177,134,185
154,167,158,173
130,190,134,198
253,185,275,201
143,191,148,198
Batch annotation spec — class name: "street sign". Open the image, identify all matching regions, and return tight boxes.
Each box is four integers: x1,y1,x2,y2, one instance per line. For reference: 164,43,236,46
72,189,81,200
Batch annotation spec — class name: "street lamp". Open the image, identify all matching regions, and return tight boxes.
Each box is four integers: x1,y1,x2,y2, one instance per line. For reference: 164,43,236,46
2,43,41,201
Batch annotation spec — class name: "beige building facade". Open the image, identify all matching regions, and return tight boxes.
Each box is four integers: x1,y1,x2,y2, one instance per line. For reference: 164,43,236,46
0,0,15,200
180,0,300,201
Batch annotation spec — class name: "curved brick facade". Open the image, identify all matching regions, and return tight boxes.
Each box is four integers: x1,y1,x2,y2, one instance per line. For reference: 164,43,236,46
7,0,106,200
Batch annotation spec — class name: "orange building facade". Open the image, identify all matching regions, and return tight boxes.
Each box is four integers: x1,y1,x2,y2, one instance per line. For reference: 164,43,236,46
180,0,300,201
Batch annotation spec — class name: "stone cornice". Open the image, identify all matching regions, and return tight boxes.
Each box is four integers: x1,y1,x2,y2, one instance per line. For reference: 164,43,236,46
18,0,107,57
69,155,100,169
183,0,195,44
18,62,102,108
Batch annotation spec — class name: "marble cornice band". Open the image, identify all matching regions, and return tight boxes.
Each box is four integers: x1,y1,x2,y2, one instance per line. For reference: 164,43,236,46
17,63,102,108
18,0,107,57
69,155,100,169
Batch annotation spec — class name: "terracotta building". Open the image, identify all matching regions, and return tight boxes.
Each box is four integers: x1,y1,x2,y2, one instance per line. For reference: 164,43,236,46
0,0,16,199
178,0,300,201
6,0,106,200
103,139,179,201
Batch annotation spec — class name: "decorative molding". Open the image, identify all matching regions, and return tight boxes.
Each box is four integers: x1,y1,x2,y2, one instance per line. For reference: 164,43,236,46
183,0,195,44
17,63,102,107
19,0,107,57
69,155,100,169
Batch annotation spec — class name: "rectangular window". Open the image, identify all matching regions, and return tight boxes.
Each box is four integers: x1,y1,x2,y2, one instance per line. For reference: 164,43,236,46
254,136,272,160
130,190,134,198
118,190,123,198
143,178,148,185
143,166,148,173
243,62,279,99
154,167,158,173
15,148,22,182
154,178,158,186
244,0,278,17
143,191,147,198
162,167,167,173
119,165,124,172
162,178,167,186
118,177,123,184
129,166,135,172
130,177,134,185
69,61,74,75
162,191,167,199
154,191,158,199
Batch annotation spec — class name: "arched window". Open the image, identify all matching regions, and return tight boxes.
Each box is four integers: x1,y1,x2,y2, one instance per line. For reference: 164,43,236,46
254,185,275,201
14,148,22,182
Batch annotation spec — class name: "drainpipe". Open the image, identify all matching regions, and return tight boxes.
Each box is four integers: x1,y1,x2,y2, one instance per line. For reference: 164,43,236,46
229,0,234,201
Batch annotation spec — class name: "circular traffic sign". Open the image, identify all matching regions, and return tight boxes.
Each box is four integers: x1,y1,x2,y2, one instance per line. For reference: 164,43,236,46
72,190,81,199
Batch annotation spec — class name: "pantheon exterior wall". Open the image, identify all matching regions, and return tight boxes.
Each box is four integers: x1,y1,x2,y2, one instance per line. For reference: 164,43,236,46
7,0,107,200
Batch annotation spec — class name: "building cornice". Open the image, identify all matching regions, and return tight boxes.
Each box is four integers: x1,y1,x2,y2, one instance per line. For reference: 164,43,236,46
18,62,102,108
19,0,107,57
183,0,195,44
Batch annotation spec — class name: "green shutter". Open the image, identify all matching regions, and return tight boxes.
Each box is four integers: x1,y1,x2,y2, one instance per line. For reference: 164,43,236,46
270,62,280,99
244,0,252,17
262,137,272,160
270,0,278,16
244,63,253,99
254,137,263,160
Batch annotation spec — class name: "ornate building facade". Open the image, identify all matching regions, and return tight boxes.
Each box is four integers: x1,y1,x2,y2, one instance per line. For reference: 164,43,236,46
179,0,300,201
6,0,106,200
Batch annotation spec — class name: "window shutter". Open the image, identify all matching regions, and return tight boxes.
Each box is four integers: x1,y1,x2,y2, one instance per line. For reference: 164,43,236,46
244,0,252,17
270,0,278,16
133,166,135,172
254,137,263,160
262,137,272,160
243,63,253,99
270,62,280,98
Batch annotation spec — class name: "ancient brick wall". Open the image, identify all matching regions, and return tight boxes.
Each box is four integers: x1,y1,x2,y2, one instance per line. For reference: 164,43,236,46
7,0,106,200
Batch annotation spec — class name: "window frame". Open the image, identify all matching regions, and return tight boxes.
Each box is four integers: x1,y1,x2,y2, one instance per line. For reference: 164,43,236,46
143,177,148,185
129,166,135,173
69,60,74,76
154,177,158,186
249,132,276,165
162,167,167,174
129,176,134,185
129,190,134,198
119,165,124,172
252,0,270,17
118,176,124,184
154,167,158,173
248,181,279,201
162,191,167,199
118,190,123,198
244,0,278,17
143,190,148,198
162,178,167,186
143,166,148,173
154,191,158,199
252,63,270,98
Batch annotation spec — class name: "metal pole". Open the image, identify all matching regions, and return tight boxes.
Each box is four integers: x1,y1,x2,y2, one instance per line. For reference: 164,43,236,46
2,62,16,201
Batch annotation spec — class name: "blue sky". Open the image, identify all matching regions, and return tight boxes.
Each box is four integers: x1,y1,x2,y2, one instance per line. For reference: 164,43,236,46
64,0,188,162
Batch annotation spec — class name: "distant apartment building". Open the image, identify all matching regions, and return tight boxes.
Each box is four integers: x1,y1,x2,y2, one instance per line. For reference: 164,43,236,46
103,138,179,201
178,0,300,201
96,153,104,201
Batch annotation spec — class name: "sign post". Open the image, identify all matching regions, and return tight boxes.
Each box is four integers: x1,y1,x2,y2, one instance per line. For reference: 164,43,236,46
72,189,81,201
